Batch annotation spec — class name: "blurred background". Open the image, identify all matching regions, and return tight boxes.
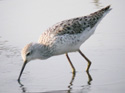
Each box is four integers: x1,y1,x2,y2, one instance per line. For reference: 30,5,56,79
0,0,125,93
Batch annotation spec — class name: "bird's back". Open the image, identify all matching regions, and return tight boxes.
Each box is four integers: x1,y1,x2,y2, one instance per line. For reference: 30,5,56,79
38,5,111,49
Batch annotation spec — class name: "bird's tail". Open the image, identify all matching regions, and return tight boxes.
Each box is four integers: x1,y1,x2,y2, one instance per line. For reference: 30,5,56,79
98,5,112,15
88,5,112,28
100,5,112,12
91,5,112,18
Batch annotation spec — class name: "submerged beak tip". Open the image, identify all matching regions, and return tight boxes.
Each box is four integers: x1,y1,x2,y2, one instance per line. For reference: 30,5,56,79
17,78,20,82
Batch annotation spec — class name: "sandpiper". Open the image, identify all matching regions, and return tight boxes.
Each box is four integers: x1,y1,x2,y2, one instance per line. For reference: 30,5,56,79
18,5,111,81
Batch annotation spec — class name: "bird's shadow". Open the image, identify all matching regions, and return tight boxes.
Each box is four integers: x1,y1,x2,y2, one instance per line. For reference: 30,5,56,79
18,71,92,93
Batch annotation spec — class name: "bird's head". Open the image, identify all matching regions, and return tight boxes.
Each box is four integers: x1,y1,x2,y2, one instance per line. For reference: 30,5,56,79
18,43,49,82
21,43,34,63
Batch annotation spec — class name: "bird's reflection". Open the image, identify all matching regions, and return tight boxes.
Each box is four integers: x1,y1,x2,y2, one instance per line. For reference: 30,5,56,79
68,72,76,92
18,71,92,93
18,70,92,93
18,70,75,93
21,86,27,93
67,71,92,93
18,80,27,93
87,71,93,85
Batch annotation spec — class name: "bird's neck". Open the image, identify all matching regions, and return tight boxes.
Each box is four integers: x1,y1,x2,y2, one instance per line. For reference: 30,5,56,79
33,43,54,59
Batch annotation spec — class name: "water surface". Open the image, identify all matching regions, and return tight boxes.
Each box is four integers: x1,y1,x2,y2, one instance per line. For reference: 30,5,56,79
0,0,125,93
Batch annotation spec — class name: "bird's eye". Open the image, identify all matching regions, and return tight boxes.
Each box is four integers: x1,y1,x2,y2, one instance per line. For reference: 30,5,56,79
26,51,31,56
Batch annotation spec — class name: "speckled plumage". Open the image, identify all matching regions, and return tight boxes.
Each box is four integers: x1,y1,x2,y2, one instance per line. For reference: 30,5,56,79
37,5,111,55
39,6,110,38
18,6,111,81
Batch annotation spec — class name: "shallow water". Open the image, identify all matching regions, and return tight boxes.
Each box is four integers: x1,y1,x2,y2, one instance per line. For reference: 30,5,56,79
0,0,125,93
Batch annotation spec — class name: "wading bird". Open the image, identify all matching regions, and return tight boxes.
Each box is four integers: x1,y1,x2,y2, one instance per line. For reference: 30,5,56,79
18,5,111,81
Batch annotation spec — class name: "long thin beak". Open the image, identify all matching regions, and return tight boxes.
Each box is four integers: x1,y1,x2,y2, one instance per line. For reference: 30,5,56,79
18,61,27,82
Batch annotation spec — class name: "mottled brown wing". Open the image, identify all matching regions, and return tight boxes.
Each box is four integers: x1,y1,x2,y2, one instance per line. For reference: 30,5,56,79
46,5,111,36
